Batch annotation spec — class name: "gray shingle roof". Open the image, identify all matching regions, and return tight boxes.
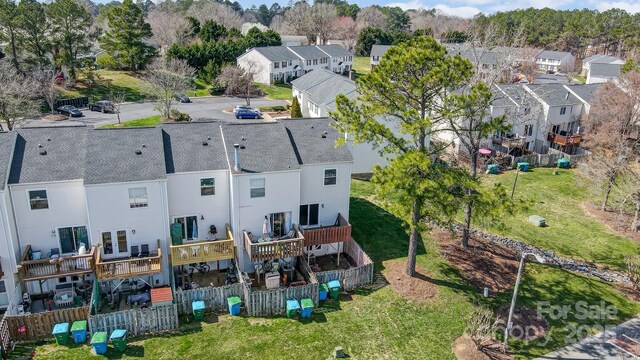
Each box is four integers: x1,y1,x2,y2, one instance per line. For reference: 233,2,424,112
370,45,391,57
251,46,301,62
9,126,88,185
221,122,301,174
589,63,621,77
84,128,166,185
317,44,352,58
537,50,573,61
287,45,328,60
160,122,227,174
306,74,356,105
565,84,602,104
583,54,624,64
0,132,16,190
281,118,352,165
291,69,336,92
526,84,581,106
495,84,537,107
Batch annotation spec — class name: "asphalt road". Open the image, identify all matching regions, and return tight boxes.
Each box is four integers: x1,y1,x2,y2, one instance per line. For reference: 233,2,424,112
23,96,289,128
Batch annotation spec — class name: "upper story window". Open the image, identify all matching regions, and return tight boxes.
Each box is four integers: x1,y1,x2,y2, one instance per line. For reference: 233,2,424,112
324,169,337,186
282,61,287,68
373,56,379,61
349,56,352,61
274,62,279,69
29,190,48,210
129,187,148,208
313,59,318,65
250,178,265,198
200,178,215,196
299,204,319,226
306,60,311,66
288,60,292,66
560,107,567,115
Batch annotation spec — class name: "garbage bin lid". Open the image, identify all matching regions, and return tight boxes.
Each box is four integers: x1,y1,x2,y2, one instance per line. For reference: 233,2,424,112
286,299,300,309
319,283,329,291
110,329,127,340
70,321,87,331
192,300,205,311
327,280,341,288
227,296,241,306
301,298,313,308
91,332,108,344
52,322,69,334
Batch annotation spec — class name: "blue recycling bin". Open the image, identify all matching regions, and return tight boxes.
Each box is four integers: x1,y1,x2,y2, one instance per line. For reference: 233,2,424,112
517,162,529,172
318,283,329,301
557,158,570,168
91,332,108,355
227,296,241,316
70,321,87,344
300,298,313,318
486,164,499,174
286,299,300,318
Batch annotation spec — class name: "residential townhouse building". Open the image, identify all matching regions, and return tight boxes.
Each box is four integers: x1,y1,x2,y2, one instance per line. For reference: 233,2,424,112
0,119,354,312
237,45,354,85
369,45,392,71
581,54,624,84
535,50,576,72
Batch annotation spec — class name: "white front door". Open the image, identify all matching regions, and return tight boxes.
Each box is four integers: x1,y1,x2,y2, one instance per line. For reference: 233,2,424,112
100,230,129,259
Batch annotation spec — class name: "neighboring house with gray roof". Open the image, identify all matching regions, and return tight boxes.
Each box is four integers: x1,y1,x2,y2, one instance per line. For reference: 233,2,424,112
237,45,353,85
370,45,392,70
581,54,624,84
291,69,357,117
291,68,336,109
536,50,576,72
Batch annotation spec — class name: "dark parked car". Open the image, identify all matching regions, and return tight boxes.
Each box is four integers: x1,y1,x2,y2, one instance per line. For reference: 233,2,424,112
89,100,115,113
174,93,191,103
234,107,261,119
57,105,83,117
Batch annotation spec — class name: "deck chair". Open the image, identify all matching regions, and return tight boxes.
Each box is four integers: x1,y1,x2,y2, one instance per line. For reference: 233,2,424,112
50,248,60,258
140,244,150,257
131,245,139,258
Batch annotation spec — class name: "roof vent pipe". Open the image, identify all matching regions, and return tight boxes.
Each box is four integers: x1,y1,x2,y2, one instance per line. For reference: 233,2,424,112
565,91,570,99
233,144,241,171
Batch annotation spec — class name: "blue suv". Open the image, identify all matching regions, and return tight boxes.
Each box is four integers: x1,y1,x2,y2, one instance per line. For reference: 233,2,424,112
234,106,261,119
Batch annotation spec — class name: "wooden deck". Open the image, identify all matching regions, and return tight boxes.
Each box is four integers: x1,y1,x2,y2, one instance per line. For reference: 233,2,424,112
95,240,162,281
548,133,582,146
303,213,352,247
18,245,95,281
170,225,235,266
493,136,526,149
244,225,304,262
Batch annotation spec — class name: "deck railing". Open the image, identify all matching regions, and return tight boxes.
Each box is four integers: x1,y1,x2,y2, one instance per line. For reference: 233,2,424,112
303,213,352,247
95,240,162,281
18,245,95,281
244,225,304,262
170,225,235,266
548,133,582,146
493,136,526,149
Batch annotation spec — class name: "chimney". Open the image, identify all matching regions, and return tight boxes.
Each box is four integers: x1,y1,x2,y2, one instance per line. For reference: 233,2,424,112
348,70,355,81
233,144,241,171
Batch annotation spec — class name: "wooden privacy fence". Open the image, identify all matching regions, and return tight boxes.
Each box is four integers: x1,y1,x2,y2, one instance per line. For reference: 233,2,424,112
244,283,319,317
5,307,89,342
54,97,89,110
174,283,244,315
314,239,374,291
88,304,178,337
0,313,11,354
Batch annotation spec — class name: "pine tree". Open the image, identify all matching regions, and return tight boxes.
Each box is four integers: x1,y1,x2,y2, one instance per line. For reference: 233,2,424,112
290,96,302,118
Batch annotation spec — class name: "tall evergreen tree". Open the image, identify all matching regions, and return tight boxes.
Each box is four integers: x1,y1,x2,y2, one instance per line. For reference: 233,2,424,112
17,0,51,67
0,0,22,72
100,0,157,72
48,0,94,80
290,97,302,118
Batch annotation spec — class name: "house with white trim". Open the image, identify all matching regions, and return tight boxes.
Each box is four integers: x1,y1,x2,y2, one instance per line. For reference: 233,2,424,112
536,50,575,72
581,54,624,84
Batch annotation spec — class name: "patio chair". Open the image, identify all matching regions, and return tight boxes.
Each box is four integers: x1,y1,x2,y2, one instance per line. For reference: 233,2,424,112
50,248,60,258
140,244,150,257
130,245,139,258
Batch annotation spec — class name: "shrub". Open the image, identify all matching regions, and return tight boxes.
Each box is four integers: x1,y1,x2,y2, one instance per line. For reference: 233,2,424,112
290,96,302,118
169,109,191,122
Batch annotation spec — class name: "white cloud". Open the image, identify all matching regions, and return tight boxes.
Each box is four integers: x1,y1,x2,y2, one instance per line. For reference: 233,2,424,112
594,1,640,13
387,0,481,17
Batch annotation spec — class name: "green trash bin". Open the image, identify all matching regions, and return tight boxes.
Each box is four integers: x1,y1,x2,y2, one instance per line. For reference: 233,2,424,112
327,280,341,300
52,322,70,345
192,300,205,321
110,329,127,352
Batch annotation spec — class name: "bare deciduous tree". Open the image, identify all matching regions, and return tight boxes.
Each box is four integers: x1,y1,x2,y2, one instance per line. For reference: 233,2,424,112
108,90,128,125
148,9,193,53
143,58,195,119
305,3,337,45
186,1,242,30
330,16,357,51
216,62,262,106
0,60,39,131
355,7,387,33
282,1,309,36
625,255,640,290
462,306,501,349
31,67,61,114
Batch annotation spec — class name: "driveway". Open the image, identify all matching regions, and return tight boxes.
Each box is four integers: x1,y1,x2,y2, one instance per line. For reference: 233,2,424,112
537,317,640,359
23,96,288,128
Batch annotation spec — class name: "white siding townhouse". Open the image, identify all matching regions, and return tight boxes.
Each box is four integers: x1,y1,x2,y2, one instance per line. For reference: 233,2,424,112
536,50,576,72
581,54,624,84
237,45,354,85
370,45,392,71
0,118,355,312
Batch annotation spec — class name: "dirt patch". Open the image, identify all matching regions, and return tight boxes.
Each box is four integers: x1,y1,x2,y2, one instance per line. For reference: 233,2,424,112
452,335,511,360
381,260,437,302
41,114,67,121
310,253,356,272
581,202,640,242
616,283,640,302
496,306,549,341
436,230,519,294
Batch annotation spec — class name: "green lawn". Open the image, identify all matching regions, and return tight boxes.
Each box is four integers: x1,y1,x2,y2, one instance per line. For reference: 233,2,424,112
99,115,163,128
352,56,370,75
480,168,640,271
257,83,292,100
15,177,640,359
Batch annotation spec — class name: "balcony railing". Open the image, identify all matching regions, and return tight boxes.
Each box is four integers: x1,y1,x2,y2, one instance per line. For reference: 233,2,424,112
244,225,304,262
170,224,235,266
18,245,95,281
548,133,582,146
302,213,352,247
493,136,526,149
95,239,162,281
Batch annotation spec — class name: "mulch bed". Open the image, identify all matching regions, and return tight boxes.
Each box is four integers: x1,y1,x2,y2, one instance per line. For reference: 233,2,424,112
452,335,512,360
311,253,356,272
496,305,549,341
581,202,640,242
41,114,67,121
435,230,519,294
382,260,438,302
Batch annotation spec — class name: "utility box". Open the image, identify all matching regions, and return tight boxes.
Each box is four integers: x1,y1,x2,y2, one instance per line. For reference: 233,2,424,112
528,215,546,227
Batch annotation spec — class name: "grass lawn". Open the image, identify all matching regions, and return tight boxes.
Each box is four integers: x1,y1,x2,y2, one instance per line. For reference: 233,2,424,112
99,115,163,128
352,56,370,75
15,177,640,359
480,168,640,271
256,83,292,100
